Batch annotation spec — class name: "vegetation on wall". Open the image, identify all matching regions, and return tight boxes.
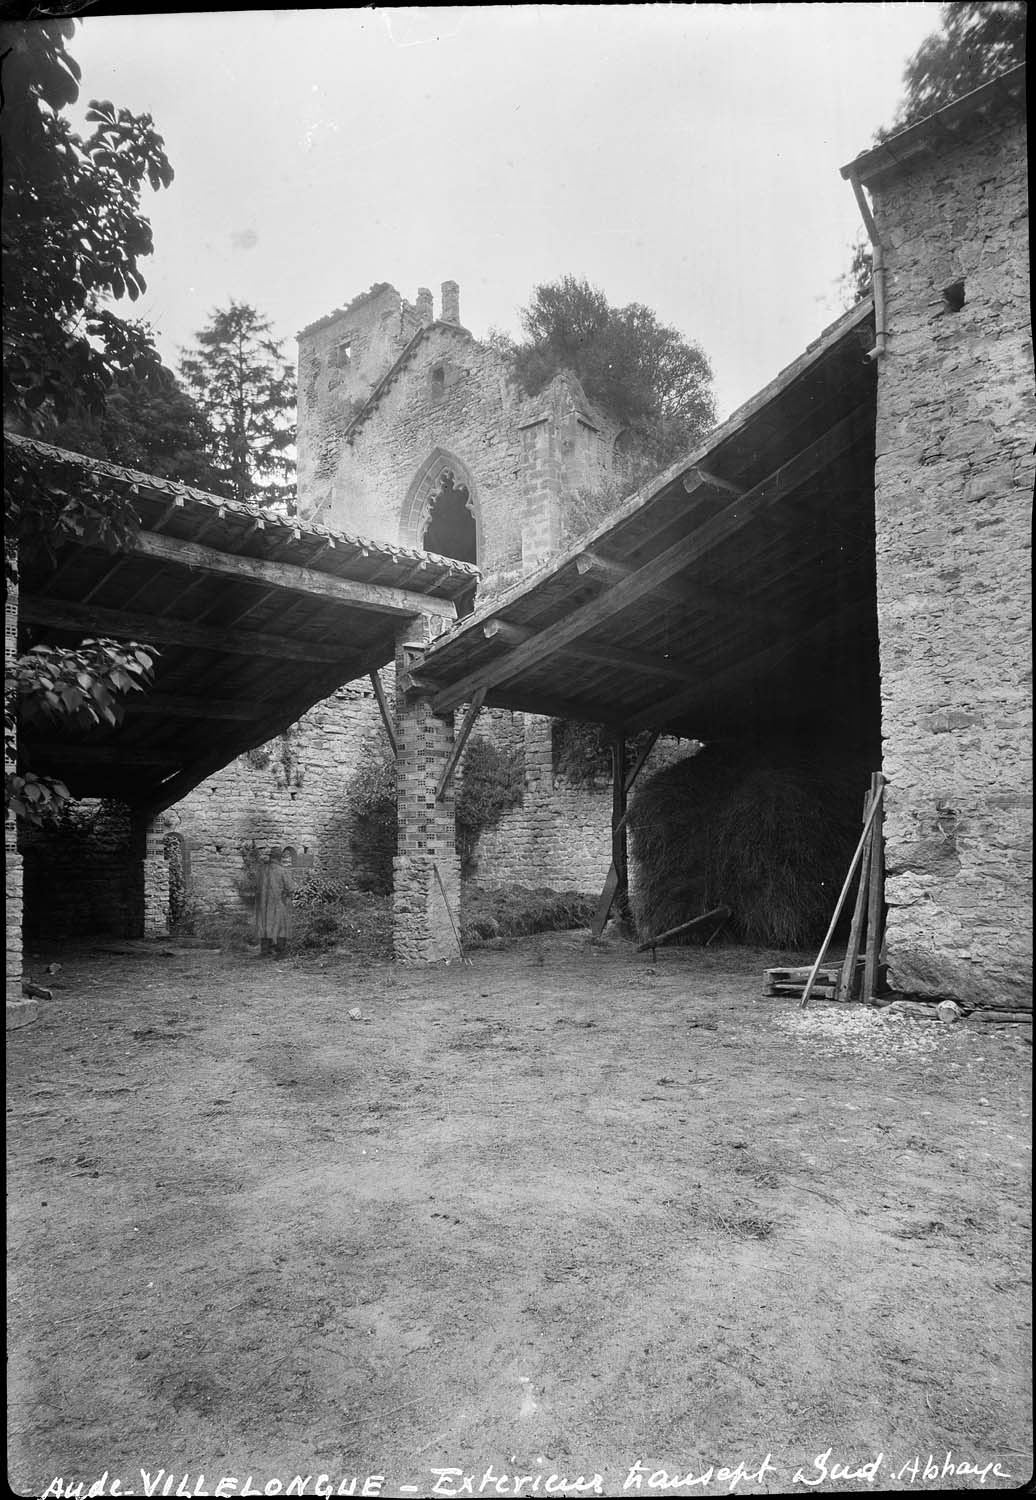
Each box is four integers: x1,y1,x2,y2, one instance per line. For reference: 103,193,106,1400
343,732,525,889
495,275,715,476
344,744,397,894
550,718,656,788
455,736,524,874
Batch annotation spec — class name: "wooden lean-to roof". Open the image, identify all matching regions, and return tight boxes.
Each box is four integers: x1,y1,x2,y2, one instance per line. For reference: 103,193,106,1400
10,436,477,812
416,299,880,743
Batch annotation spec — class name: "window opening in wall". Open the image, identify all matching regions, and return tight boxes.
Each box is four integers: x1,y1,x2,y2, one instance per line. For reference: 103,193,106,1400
422,469,477,615
942,279,966,313
431,363,446,394
331,338,352,368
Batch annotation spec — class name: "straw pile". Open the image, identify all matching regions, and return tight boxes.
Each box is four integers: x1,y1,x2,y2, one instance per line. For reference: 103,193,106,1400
628,745,865,948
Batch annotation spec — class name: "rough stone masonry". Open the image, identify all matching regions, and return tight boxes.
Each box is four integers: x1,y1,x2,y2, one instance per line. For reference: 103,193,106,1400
869,96,1033,1008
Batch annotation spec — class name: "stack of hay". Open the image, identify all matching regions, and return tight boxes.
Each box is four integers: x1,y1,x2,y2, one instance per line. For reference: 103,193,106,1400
627,744,865,949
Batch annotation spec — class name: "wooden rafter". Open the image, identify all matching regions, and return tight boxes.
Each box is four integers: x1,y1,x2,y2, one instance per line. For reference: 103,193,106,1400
19,595,360,665
429,406,869,713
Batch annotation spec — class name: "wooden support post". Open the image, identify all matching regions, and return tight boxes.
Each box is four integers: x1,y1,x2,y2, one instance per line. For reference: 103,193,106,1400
862,772,886,1000
434,687,486,801
800,777,885,1008
612,729,661,836
836,785,874,1003
591,733,629,937
369,670,397,759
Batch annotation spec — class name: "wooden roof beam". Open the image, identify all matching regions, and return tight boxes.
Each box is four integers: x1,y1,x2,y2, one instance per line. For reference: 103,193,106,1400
430,405,869,712
128,530,457,618
19,595,362,666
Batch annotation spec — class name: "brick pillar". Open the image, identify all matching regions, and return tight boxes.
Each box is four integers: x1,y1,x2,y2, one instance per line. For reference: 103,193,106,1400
416,287,434,325
5,561,35,1028
393,617,460,964
130,811,169,938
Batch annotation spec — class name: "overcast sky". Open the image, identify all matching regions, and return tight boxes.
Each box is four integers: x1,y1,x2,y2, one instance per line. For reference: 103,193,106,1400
70,4,942,422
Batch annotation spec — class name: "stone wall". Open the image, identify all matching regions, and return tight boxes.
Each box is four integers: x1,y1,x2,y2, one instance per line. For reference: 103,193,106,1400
165,682,394,917
297,282,621,592
20,800,135,940
872,107,1033,1008
470,716,695,894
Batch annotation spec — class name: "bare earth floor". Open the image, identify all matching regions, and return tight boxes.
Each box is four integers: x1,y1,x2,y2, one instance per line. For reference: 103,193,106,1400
6,935,1033,1498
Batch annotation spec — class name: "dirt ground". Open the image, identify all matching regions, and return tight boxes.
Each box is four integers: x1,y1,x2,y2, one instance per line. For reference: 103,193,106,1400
7,933,1032,1498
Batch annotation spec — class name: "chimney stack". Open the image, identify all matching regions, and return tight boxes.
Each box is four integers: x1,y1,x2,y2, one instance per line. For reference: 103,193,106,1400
416,287,434,325
441,280,460,325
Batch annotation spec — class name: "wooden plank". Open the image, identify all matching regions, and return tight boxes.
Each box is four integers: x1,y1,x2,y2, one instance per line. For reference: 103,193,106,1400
611,734,628,916
129,529,458,618
801,778,885,1008
863,773,886,1000
590,865,620,938
19,595,360,665
636,905,730,951
369,670,397,759
837,785,876,1002
434,687,486,801
430,406,870,713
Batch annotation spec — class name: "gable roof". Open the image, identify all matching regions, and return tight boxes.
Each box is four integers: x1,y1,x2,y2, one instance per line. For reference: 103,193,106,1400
343,319,473,443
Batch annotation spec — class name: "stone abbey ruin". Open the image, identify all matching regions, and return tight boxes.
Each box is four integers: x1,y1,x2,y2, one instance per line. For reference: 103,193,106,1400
6,66,1031,1023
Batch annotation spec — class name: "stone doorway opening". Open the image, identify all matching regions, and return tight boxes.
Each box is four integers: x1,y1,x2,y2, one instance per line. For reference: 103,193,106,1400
422,470,477,615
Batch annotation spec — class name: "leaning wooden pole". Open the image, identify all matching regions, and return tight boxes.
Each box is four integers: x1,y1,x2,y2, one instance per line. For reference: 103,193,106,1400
836,783,876,1003
800,776,885,1008
862,773,886,1001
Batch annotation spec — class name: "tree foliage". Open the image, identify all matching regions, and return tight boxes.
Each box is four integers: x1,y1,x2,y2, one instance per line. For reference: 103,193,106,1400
5,638,156,826
2,19,171,821
46,362,226,494
179,301,297,511
1,20,174,436
839,3,1024,309
891,1,1025,130
502,275,715,472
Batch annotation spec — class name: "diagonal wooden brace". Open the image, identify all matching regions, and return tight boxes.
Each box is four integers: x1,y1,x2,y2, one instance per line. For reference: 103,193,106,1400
369,670,397,759
434,686,486,801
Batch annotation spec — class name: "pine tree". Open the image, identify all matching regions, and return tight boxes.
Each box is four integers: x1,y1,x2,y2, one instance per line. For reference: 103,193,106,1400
179,301,296,512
